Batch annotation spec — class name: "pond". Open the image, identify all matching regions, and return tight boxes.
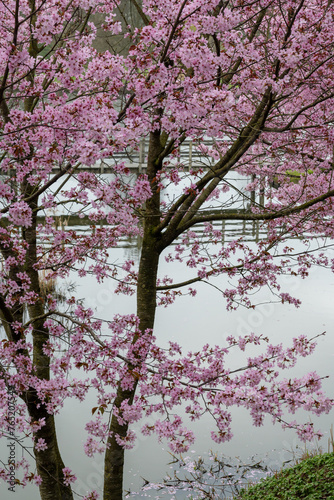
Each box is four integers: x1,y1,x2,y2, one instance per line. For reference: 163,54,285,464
66,233,334,499
1,174,334,499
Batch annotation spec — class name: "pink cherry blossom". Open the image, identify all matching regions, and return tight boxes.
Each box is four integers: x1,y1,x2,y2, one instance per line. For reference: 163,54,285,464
1,1,334,499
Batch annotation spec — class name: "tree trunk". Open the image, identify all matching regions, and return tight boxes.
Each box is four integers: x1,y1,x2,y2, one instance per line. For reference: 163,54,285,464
103,131,163,499
24,191,74,500
0,185,73,499
26,399,74,500
103,244,159,499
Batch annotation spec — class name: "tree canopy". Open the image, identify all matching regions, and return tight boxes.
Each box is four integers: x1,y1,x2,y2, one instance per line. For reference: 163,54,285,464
0,1,334,499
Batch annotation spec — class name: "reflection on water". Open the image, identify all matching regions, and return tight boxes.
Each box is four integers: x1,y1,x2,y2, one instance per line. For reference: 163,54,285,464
39,216,268,249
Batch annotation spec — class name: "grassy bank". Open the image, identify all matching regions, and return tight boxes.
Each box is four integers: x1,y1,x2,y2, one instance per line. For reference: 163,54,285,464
234,452,334,500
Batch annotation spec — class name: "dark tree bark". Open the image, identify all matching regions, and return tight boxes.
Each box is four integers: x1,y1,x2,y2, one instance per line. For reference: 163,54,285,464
0,187,74,500
103,131,163,499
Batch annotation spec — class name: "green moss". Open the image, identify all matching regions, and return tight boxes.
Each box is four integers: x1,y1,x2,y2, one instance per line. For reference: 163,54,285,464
235,453,334,500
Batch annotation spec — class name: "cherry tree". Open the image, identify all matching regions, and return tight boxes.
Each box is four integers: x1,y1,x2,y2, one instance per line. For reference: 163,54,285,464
1,0,334,499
